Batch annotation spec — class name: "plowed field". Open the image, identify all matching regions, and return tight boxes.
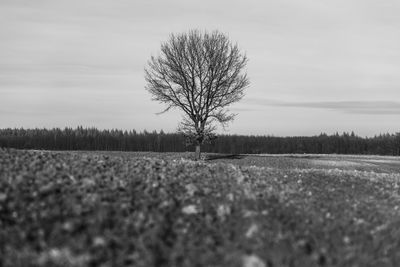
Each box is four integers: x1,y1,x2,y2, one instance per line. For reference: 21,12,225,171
1,149,400,267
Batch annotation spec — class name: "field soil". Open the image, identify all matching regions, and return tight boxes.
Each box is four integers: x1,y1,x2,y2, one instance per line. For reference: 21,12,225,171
1,149,400,267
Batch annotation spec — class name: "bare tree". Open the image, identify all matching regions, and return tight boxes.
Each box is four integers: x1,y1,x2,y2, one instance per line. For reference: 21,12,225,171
145,30,249,160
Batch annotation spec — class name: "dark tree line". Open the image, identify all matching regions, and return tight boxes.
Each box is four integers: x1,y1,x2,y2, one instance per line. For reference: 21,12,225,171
0,127,399,156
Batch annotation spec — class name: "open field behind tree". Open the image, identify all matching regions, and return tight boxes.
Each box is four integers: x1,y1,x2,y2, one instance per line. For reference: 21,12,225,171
1,149,400,266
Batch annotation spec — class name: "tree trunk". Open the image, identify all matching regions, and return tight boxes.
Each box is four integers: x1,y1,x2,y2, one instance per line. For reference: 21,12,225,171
195,144,201,160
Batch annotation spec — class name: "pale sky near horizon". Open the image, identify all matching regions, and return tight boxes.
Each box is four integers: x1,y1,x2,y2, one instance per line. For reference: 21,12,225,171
1,0,399,137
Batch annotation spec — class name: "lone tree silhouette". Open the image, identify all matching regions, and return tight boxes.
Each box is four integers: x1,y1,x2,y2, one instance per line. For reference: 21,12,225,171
145,30,249,160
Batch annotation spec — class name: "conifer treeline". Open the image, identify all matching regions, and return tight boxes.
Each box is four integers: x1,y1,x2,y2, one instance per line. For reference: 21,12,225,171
0,127,399,155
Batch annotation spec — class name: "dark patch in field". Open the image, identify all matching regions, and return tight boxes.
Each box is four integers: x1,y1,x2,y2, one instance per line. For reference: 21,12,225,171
205,154,246,160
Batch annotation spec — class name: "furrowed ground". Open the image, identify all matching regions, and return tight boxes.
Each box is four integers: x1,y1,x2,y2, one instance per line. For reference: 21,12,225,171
1,149,400,267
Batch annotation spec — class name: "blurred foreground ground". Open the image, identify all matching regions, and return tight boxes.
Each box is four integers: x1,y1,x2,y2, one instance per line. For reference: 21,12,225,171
1,149,400,267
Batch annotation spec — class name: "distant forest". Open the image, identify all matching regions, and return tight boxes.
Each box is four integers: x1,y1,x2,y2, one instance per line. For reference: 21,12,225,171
0,127,399,156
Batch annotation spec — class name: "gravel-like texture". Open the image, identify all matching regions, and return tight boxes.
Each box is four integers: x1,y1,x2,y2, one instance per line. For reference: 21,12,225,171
1,148,400,267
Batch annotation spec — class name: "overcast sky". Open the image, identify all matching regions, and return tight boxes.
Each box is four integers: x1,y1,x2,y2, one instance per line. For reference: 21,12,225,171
1,0,399,136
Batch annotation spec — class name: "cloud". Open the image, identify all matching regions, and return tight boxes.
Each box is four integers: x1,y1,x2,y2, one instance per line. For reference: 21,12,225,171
231,107,255,112
246,98,400,115
1,0,400,135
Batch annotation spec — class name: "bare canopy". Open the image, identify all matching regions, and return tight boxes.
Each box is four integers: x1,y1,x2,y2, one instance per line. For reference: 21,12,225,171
145,30,249,159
